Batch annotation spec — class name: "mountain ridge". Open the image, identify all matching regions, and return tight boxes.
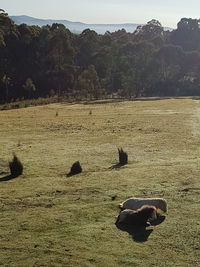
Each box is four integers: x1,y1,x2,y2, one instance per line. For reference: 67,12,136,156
10,15,173,34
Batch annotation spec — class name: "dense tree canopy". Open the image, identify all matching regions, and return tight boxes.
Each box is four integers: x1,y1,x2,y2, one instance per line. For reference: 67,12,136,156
1,11,200,104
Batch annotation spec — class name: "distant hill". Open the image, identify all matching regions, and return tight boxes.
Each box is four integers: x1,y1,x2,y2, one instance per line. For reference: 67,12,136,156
10,15,172,34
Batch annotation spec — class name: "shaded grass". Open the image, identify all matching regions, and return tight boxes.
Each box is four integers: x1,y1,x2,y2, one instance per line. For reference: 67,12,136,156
0,98,200,266
0,96,59,111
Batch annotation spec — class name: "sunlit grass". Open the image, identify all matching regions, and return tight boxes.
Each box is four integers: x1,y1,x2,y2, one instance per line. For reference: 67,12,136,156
0,98,199,266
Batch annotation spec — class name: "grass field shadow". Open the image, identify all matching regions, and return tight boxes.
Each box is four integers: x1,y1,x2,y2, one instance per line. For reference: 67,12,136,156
115,215,166,242
108,163,126,170
115,222,153,242
0,174,19,182
66,172,77,177
66,171,82,177
151,215,166,226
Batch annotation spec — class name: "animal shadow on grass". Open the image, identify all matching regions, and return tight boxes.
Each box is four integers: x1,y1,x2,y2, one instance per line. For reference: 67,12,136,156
150,215,166,226
109,148,128,169
115,222,153,242
0,173,19,182
108,163,125,170
115,215,166,242
67,172,78,177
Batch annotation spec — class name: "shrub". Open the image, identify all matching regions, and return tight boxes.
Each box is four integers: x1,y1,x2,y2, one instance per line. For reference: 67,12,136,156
9,154,23,177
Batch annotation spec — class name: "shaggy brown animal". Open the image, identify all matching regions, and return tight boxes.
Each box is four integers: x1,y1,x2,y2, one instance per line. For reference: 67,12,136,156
119,197,167,213
116,205,157,227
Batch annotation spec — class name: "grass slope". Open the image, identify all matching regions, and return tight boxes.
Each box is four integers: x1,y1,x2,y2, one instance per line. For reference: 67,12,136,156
0,98,200,266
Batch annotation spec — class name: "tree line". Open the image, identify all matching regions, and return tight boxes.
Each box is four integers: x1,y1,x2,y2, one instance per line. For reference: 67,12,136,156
1,9,200,104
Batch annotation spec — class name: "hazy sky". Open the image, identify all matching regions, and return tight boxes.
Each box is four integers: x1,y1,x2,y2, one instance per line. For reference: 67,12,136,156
1,0,200,27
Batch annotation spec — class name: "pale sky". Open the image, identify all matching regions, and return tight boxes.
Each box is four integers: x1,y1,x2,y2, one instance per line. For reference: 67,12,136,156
1,0,200,27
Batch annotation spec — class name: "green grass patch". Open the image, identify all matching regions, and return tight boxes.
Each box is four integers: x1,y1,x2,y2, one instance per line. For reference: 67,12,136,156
0,98,200,266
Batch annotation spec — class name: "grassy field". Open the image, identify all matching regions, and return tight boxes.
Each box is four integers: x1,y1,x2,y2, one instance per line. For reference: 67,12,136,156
0,98,200,267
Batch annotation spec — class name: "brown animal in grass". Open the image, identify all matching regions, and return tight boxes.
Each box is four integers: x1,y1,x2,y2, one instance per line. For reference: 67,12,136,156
116,205,157,227
119,197,167,213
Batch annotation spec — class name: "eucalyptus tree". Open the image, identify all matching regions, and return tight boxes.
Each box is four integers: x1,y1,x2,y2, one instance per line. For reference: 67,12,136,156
118,41,155,97
146,45,185,96
76,28,100,68
74,65,102,99
45,23,75,95
134,19,164,43
170,18,200,51
2,74,11,101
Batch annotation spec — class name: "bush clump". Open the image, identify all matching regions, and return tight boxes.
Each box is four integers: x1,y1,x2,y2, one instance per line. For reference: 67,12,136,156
9,154,23,177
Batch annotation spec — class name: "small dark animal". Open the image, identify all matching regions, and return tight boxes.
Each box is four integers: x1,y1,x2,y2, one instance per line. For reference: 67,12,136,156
116,205,157,227
67,161,82,176
9,154,23,177
118,148,128,165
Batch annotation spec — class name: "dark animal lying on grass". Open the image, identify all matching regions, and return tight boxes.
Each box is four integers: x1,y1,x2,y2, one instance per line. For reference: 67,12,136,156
67,161,82,176
9,154,23,177
119,197,167,213
116,205,157,227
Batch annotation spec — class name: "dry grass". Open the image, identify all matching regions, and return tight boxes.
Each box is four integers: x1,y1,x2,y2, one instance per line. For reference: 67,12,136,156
0,98,200,266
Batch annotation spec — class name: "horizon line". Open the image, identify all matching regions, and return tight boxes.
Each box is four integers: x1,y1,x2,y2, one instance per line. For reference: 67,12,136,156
10,14,174,28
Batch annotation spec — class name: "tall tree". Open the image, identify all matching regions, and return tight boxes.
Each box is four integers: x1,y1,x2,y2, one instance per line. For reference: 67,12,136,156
134,19,164,43
118,41,154,97
76,29,99,67
45,24,75,95
74,65,102,99
170,18,200,51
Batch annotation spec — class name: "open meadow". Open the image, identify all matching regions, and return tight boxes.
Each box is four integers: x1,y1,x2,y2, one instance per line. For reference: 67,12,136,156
0,98,200,266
